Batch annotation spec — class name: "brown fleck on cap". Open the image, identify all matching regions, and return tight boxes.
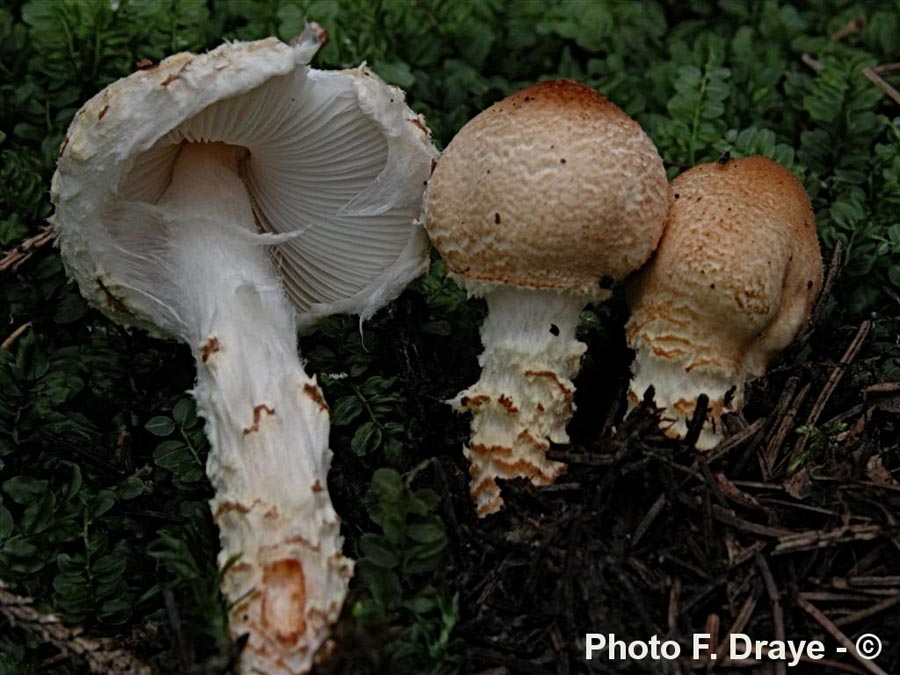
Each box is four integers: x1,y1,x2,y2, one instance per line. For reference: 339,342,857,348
424,79,669,299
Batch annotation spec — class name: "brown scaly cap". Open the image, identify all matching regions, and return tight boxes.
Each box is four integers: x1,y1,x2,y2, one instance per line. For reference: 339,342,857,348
424,79,669,299
624,156,824,449
627,156,823,379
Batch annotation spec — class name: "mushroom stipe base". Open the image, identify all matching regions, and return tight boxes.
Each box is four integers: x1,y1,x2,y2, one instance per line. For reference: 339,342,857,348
156,143,352,671
453,287,588,516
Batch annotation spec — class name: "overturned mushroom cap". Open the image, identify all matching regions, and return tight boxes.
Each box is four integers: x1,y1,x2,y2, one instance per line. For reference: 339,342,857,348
51,28,437,335
425,78,669,299
50,28,437,674
626,156,824,448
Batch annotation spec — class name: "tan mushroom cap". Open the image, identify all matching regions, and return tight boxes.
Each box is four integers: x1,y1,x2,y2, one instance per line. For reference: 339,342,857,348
424,79,669,300
627,156,824,407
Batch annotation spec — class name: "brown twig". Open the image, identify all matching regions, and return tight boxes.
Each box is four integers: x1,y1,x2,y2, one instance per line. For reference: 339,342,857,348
800,591,891,603
802,53,825,72
0,581,151,674
755,552,787,675
708,418,766,464
1,322,31,350
795,593,889,675
849,576,900,588
873,62,900,75
0,227,55,273
786,321,870,468
668,575,681,636
716,584,761,666
834,594,900,627
763,382,810,477
710,502,792,538
862,67,900,107
804,242,843,340
801,50,900,107
830,17,866,41
802,50,900,107
684,393,709,448
632,494,666,548
164,587,192,673
774,524,885,555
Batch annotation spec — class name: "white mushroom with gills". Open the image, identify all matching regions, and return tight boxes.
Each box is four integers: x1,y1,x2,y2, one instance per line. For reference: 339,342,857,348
50,27,437,674
625,156,824,450
424,79,669,516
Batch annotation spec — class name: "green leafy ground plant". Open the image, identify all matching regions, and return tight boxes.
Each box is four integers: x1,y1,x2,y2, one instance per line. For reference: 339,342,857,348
1,1,899,672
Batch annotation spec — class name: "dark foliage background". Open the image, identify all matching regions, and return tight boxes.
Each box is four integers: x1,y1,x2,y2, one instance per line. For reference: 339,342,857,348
0,0,898,673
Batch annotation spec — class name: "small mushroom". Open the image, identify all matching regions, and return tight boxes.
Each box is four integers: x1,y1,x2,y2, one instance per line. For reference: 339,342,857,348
51,27,437,674
424,79,669,516
625,156,824,449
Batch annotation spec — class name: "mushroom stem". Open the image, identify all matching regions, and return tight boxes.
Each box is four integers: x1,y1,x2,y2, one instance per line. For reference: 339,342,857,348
157,143,351,673
626,342,742,450
453,287,585,516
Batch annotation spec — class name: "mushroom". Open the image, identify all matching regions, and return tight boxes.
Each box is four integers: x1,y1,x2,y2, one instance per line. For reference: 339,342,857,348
424,79,669,516
625,156,824,449
50,27,437,674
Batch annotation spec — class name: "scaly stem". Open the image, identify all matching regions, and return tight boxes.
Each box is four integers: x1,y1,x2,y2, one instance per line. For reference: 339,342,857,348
157,143,351,674
627,343,741,450
454,287,586,516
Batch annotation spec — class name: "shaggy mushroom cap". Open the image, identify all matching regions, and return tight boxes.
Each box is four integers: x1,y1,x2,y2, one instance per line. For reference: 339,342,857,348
426,78,668,299
53,28,435,337
424,79,669,515
626,156,824,449
51,27,436,675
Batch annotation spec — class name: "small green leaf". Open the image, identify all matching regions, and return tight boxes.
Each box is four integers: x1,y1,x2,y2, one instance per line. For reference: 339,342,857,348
351,421,382,456
404,594,437,614
2,476,48,504
373,60,414,88
116,475,148,500
407,536,447,560
411,488,441,512
0,503,13,538
93,553,127,578
889,223,900,245
371,468,403,502
360,533,400,568
87,491,116,519
53,291,87,324
356,560,402,610
21,490,56,534
145,416,175,437
381,510,405,545
361,376,397,397
407,521,445,544
331,396,363,426
172,399,193,427
888,265,900,287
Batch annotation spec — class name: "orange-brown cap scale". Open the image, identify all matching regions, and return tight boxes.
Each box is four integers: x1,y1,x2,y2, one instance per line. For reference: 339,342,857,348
425,79,669,299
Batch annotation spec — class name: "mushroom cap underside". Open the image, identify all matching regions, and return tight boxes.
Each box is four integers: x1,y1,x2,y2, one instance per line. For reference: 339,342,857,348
424,78,669,299
51,34,437,337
